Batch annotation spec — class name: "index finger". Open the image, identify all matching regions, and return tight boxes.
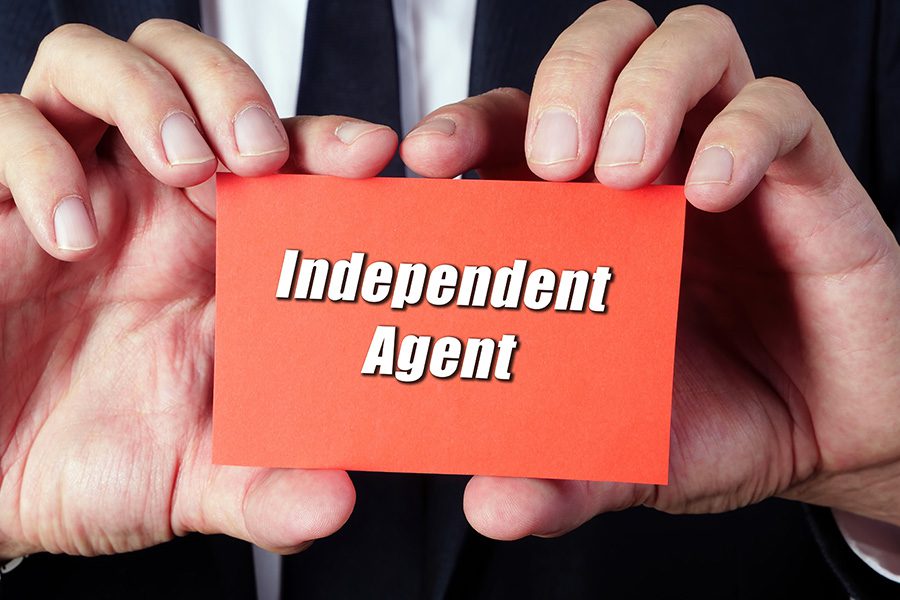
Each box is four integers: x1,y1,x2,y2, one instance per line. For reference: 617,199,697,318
525,0,656,181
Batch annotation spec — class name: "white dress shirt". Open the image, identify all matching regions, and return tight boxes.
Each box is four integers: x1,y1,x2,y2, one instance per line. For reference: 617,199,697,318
200,1,900,599
201,1,476,598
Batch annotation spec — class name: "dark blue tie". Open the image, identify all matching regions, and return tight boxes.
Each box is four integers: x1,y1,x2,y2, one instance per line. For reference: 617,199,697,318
295,0,405,177
282,2,431,598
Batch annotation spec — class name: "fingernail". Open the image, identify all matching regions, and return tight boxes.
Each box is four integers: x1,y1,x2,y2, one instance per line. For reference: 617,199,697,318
406,117,456,138
234,106,287,157
335,121,390,145
160,112,215,166
687,145,734,185
529,107,579,165
54,196,97,251
597,112,645,167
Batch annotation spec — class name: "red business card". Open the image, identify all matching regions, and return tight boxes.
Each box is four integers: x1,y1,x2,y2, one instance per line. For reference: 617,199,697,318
213,174,685,483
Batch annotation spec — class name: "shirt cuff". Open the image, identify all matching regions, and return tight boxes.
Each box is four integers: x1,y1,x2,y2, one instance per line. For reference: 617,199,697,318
0,556,25,578
833,508,900,583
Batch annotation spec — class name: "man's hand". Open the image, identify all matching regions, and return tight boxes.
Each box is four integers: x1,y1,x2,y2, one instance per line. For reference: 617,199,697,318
400,1,900,539
0,19,397,558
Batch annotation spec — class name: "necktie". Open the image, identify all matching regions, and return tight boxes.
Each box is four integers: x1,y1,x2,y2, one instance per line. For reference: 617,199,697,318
282,2,428,598
295,0,405,176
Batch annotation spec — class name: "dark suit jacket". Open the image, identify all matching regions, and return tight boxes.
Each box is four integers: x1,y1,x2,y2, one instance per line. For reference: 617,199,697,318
1,1,898,598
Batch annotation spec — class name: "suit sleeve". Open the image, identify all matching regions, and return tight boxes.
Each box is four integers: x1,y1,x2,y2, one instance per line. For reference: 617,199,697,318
805,506,900,599
804,3,900,596
875,0,900,236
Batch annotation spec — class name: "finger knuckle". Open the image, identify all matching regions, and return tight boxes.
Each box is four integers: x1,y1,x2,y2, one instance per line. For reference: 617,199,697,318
751,76,809,106
718,105,772,135
13,139,65,167
114,58,172,89
0,93,36,121
4,140,75,192
130,18,187,42
586,0,655,31
192,52,255,86
43,22,97,46
540,46,606,78
667,4,736,38
110,58,177,105
36,23,98,65
616,60,678,90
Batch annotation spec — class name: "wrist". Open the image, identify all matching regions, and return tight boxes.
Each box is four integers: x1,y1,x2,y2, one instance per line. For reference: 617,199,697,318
784,461,900,527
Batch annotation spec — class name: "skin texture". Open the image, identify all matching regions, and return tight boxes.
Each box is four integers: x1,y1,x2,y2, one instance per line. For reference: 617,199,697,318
0,20,398,558
0,2,898,561
400,2,900,540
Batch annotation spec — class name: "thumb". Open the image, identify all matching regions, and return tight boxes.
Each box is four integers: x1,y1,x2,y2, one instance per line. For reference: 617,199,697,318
463,476,646,540
400,87,536,180
171,433,355,553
